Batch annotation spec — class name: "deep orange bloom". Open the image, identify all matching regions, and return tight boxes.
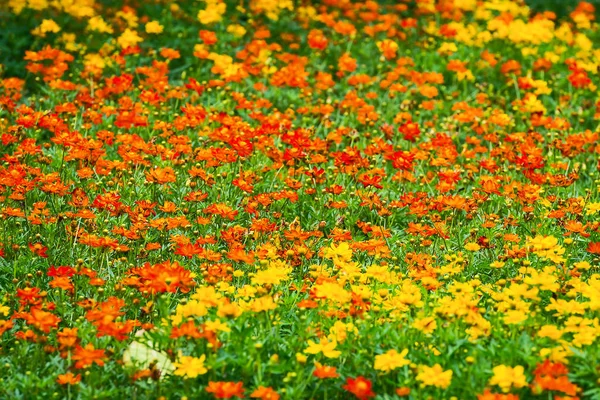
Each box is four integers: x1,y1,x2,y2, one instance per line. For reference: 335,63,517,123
250,386,280,400
587,242,600,254
72,344,106,369
24,307,61,333
343,376,375,400
313,362,339,379
206,381,245,399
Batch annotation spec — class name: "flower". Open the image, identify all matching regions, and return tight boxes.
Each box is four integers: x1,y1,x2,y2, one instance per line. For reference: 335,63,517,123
198,1,226,25
145,21,164,34
343,376,375,400
313,362,339,378
206,381,245,399
465,242,481,251
374,349,410,372
304,338,341,359
173,354,208,378
416,364,453,389
250,386,279,400
117,28,143,49
72,344,106,369
489,365,528,393
412,317,437,334
56,372,81,385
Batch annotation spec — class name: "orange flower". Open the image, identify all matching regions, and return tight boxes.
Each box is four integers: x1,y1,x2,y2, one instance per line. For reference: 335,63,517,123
72,344,106,369
586,242,600,254
343,376,375,400
24,307,61,333
250,386,279,400
206,381,245,399
307,29,328,51
338,53,357,74
28,242,48,258
57,327,79,350
56,372,81,385
146,167,177,184
313,362,339,379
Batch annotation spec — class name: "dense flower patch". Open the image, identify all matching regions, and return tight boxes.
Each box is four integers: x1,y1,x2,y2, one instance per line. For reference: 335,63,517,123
1,0,600,398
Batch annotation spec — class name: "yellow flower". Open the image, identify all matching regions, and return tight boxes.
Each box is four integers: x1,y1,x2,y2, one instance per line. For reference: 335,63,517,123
416,364,453,388
464,242,480,251
117,28,143,49
198,1,226,25
252,261,291,286
412,317,437,334
537,325,563,340
173,354,208,379
374,349,410,373
586,202,600,215
304,338,341,359
40,19,60,34
489,365,528,393
322,242,353,264
87,16,114,34
27,0,48,11
313,281,351,304
0,304,9,316
227,24,246,38
204,319,230,333
438,42,458,55
145,21,164,34
574,261,592,271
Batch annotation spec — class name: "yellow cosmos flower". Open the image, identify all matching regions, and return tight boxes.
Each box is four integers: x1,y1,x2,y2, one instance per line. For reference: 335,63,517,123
304,338,341,359
416,364,453,388
412,317,437,334
173,354,208,379
145,21,164,34
374,349,410,373
489,365,528,393
117,28,143,49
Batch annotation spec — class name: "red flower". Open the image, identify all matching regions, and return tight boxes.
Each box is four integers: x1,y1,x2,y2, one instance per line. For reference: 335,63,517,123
28,242,48,258
398,121,420,142
587,242,600,254
343,376,375,400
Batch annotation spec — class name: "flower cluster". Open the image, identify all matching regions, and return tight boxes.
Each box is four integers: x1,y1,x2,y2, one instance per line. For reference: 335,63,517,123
0,0,599,399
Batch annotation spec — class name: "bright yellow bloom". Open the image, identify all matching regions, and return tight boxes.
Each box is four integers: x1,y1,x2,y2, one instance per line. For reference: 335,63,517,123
464,242,481,251
304,338,341,359
416,364,453,388
173,354,208,379
374,349,410,373
117,28,143,49
412,317,437,334
322,242,353,264
198,1,226,25
39,19,60,34
204,319,230,333
87,16,114,34
227,24,246,38
145,21,164,34
489,365,528,393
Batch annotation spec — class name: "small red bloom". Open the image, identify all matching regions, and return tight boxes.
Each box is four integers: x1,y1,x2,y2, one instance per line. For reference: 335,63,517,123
343,376,375,400
587,242,600,254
